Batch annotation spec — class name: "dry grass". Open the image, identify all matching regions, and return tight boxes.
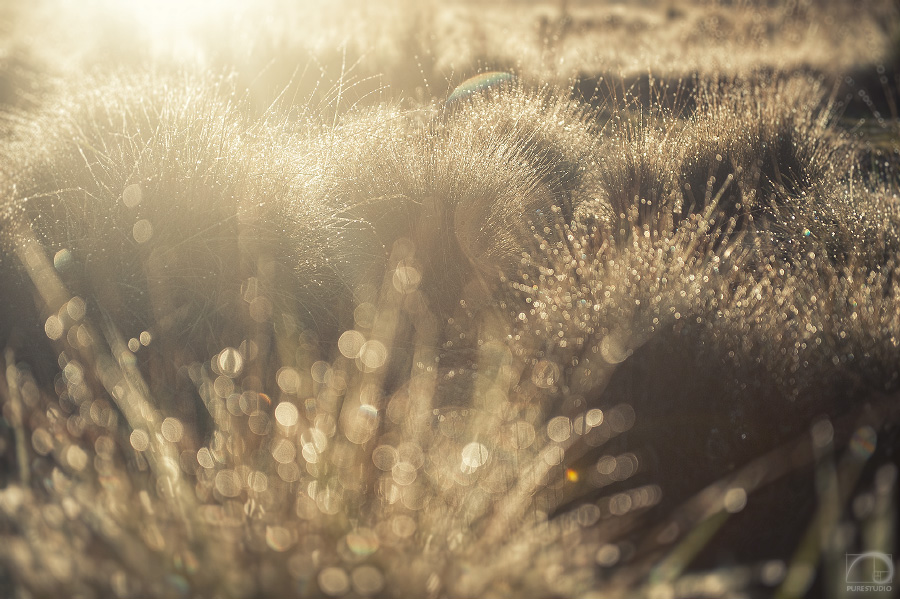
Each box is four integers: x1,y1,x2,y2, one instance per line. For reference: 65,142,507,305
0,2,899,598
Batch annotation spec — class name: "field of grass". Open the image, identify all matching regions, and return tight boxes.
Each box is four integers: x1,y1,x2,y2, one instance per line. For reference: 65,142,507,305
0,1,899,598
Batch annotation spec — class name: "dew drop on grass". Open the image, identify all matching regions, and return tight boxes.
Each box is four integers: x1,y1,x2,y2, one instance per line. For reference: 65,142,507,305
351,565,385,596
248,470,268,493
461,442,489,471
65,297,85,320
277,462,300,483
31,429,53,455
196,448,214,469
585,408,604,427
274,402,299,427
724,487,748,513
597,455,616,476
532,359,560,387
849,426,877,459
596,544,621,567
359,340,388,369
122,184,142,208
248,410,270,435
277,367,302,394
392,514,416,538
392,264,421,293
338,330,365,358
392,461,417,485
600,335,630,364
271,439,296,464
265,526,294,552
372,445,398,470
214,470,241,498
310,361,330,384
345,528,379,556
132,219,153,243
318,567,350,596
53,248,73,271
65,445,88,471
542,445,565,466
761,561,787,586
130,430,149,452
217,347,243,378
547,416,572,442
161,418,184,443
44,315,63,340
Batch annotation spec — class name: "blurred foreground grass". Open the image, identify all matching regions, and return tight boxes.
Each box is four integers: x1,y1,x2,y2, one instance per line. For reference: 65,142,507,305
0,1,899,598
